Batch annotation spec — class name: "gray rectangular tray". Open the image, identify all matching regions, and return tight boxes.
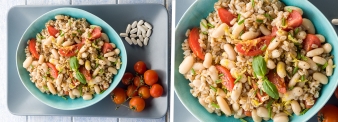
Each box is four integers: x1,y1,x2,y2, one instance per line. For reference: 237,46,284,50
7,4,168,118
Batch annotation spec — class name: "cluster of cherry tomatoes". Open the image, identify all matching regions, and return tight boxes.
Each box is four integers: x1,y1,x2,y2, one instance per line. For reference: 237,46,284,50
110,61,164,112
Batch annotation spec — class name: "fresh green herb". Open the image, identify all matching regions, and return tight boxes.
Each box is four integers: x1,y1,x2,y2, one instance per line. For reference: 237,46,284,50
99,69,104,74
301,75,305,82
252,56,268,77
239,30,244,36
263,79,279,99
211,102,220,109
61,96,67,100
216,79,222,84
261,44,267,51
207,23,215,28
256,19,263,23
78,84,83,96
58,68,64,74
240,118,247,122
191,69,196,75
251,0,255,8
260,88,263,95
286,8,292,12
322,62,328,69
297,52,301,59
77,30,81,33
219,74,224,77
43,85,48,91
301,55,307,61
223,88,227,93
267,99,274,118
30,65,34,69
95,62,99,69
97,55,103,59
59,30,62,35
254,89,258,95
288,86,294,91
292,66,299,75
201,22,207,29
70,57,79,71
237,14,241,21
60,32,65,37
75,71,86,84
100,89,106,94
234,75,242,84
72,33,76,37
294,27,300,35
282,17,286,26
210,86,217,92
202,31,208,35
88,32,91,38
264,13,272,20
238,19,245,25
36,33,42,40
300,108,309,115
43,76,47,80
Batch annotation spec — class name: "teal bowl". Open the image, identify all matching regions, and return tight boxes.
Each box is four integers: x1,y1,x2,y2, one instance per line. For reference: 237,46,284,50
174,0,338,121
16,8,127,110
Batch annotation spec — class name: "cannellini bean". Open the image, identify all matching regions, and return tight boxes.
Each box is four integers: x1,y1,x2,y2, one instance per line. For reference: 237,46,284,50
104,52,115,57
131,21,137,28
98,60,106,65
257,107,269,118
144,22,152,29
267,38,281,51
231,83,242,101
146,29,152,37
72,89,80,97
284,6,303,15
144,37,149,46
203,53,212,68
267,59,276,69
93,67,100,76
240,31,260,40
192,63,205,71
114,48,120,55
252,109,262,122
38,55,44,64
216,88,227,98
51,49,59,59
130,34,137,38
85,60,91,70
137,20,144,26
298,61,310,69
78,59,84,65
31,61,38,66
62,40,73,47
55,15,64,20
271,49,281,58
94,76,102,83
239,74,247,83
208,66,219,81
94,85,101,94
200,19,208,32
79,45,87,53
81,52,88,58
302,18,315,34
108,57,116,62
185,29,190,37
179,56,195,74
283,91,295,101
41,63,48,72
220,59,236,69
291,100,301,115
101,33,109,42
259,24,271,36
137,25,146,33
47,82,56,95
322,43,332,53
131,38,137,45
306,48,324,57
125,24,131,34
273,113,289,122
326,59,333,76
44,36,54,46
83,93,93,100
56,74,63,86
211,23,227,38
316,34,325,43
120,33,128,37
216,96,231,116
277,62,287,78
232,102,240,111
69,91,75,99
232,23,245,38
306,58,318,70
332,19,338,25
312,56,326,65
289,73,301,88
108,67,117,75
23,57,33,68
296,31,306,40
130,28,137,34
125,37,132,45
313,72,328,84
224,44,236,61
292,87,303,97
56,36,64,45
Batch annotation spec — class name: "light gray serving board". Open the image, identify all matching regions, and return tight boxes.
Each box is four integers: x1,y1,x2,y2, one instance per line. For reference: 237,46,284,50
7,4,168,118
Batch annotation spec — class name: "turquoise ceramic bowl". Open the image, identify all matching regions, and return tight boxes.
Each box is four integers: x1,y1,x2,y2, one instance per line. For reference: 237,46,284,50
174,0,338,121
16,8,127,110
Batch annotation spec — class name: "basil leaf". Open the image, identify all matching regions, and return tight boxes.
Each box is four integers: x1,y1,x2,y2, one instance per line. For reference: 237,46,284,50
75,71,86,84
70,57,79,71
210,86,216,92
263,79,279,99
267,99,273,118
252,56,268,77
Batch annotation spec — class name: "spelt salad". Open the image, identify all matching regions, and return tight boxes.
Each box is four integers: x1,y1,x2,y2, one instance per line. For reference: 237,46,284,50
179,0,334,121
23,15,122,100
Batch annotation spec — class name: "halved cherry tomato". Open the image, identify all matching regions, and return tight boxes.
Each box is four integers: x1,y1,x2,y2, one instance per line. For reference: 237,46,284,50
90,27,101,40
150,84,163,98
134,61,147,74
287,10,302,29
79,66,91,81
102,42,113,54
303,34,321,52
244,111,251,116
58,43,83,57
335,87,338,99
189,27,204,60
235,35,274,56
122,72,134,85
218,8,235,26
28,38,39,59
267,71,286,94
252,82,268,102
215,65,234,91
111,87,127,104
46,63,58,79
317,104,338,122
129,96,145,112
270,26,278,37
47,25,59,37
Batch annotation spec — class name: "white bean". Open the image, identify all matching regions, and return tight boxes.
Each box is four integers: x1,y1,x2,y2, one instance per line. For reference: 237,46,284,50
277,62,287,78
200,19,208,32
125,24,131,34
137,28,141,36
296,31,307,40
267,38,281,51
252,109,262,122
131,21,137,28
312,56,326,65
72,89,80,97
273,113,289,122
313,72,328,84
216,88,227,98
131,38,137,45
101,33,109,42
211,23,227,38
130,34,137,38
104,52,115,57
125,37,132,45
284,6,303,15
322,43,332,53
302,18,315,34
56,36,64,45
232,102,240,111
98,60,106,66
94,76,102,83
332,19,338,25
316,34,325,43
231,83,242,101
208,66,219,82
292,87,303,97
108,67,117,75
241,31,260,40
55,15,64,20
47,82,56,95
271,49,281,58
232,23,245,38
130,28,137,34
203,53,212,68
259,24,271,36
31,61,38,66
306,58,318,70
179,55,195,74
298,61,310,69
23,57,33,68
81,52,88,58
108,57,116,62
192,63,205,71
220,59,236,69
224,44,236,61
94,85,101,94
267,59,276,69
306,48,324,57
138,35,144,42
120,33,128,37
144,37,149,46
216,96,231,116
114,48,120,55
62,40,73,47
137,20,144,26
144,22,152,29
56,74,63,86
43,36,54,46
137,39,143,47
41,63,48,72
83,93,93,100
289,73,301,88
146,29,152,37
85,60,91,70
69,91,75,99
137,25,146,33
326,59,333,76
257,107,269,118
291,100,301,115
78,59,84,65
93,67,100,76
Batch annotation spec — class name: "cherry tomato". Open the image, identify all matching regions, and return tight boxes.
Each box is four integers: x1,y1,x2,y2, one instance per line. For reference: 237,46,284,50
335,87,338,99
58,43,83,57
217,8,235,26
90,27,101,40
235,35,274,56
268,71,286,94
129,96,145,112
244,111,251,116
126,85,138,97
317,104,338,122
138,86,150,99
102,42,113,54
270,26,278,37
150,84,163,98
79,66,91,81
111,87,127,104
46,63,58,79
144,70,158,86
303,34,321,52
215,65,234,91
287,10,303,29
122,72,134,85
134,61,147,74
189,27,204,60
134,76,144,87
47,25,58,37
28,38,39,59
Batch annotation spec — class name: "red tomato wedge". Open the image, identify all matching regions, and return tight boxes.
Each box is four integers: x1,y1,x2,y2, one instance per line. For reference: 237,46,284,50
236,35,274,56
303,34,321,52
90,27,101,40
218,8,235,26
58,43,83,57
102,42,113,54
252,82,268,102
46,63,58,79
28,38,39,59
47,25,59,37
215,65,235,91
267,71,286,94
79,66,91,81
270,26,278,37
287,10,302,29
189,27,204,60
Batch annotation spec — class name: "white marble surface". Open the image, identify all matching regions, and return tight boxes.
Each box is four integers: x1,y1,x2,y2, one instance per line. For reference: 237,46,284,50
0,0,171,122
